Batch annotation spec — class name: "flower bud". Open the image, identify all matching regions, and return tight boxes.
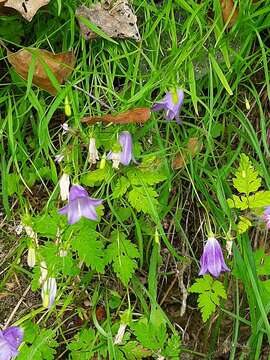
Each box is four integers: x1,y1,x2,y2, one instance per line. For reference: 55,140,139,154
41,277,57,309
59,173,70,201
88,138,99,164
99,154,106,169
27,247,36,268
65,96,72,117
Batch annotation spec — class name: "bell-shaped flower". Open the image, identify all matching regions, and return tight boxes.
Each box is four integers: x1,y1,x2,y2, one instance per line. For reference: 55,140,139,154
88,138,99,165
41,277,57,309
152,88,184,123
107,131,136,169
58,185,102,225
0,326,24,360
263,206,270,229
199,237,230,278
59,173,70,201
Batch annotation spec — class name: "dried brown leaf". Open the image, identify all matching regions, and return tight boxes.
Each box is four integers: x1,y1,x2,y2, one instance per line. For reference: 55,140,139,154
172,137,202,170
7,48,75,95
220,0,238,27
81,108,151,125
76,0,140,41
1,0,51,21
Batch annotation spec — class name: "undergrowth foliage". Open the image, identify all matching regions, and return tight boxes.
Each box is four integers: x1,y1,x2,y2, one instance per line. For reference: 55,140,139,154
0,0,270,359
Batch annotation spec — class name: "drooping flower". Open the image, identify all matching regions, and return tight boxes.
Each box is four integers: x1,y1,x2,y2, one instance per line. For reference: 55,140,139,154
199,237,230,278
88,138,99,165
263,206,270,229
41,277,57,309
0,326,23,360
107,131,136,169
152,88,184,123
58,185,102,225
61,123,69,134
59,173,70,201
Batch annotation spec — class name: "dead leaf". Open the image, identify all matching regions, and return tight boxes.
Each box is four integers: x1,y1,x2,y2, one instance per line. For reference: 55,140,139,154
0,0,51,21
7,48,75,95
172,137,201,170
220,0,238,27
76,0,140,41
81,108,151,125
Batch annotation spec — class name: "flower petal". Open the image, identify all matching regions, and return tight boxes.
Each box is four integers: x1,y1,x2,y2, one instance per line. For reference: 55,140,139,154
58,205,69,215
68,200,82,225
119,131,132,166
79,198,99,221
69,185,88,201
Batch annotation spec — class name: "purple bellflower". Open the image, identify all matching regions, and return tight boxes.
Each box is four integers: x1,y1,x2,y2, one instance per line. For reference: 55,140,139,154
58,185,102,225
107,131,136,169
152,88,184,123
263,206,270,229
199,237,230,278
0,326,23,360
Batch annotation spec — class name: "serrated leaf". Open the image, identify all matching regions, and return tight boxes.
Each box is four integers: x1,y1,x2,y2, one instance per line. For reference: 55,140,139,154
198,292,216,322
188,274,213,293
105,230,139,286
72,222,106,273
248,191,270,209
17,328,57,360
189,276,227,322
67,328,96,360
81,167,112,187
127,168,167,186
131,318,167,351
237,216,252,234
162,334,181,359
120,341,152,359
32,211,59,239
227,194,249,210
233,154,261,195
113,176,130,198
128,186,159,215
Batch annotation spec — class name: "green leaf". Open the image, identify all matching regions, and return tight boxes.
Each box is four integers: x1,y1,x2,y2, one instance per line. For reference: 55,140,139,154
17,328,57,360
67,328,96,360
162,335,181,359
189,275,227,322
233,154,261,195
227,195,249,210
237,216,252,234
32,211,60,239
113,177,130,198
72,222,106,273
128,186,159,215
209,52,233,95
127,168,167,186
254,249,270,276
198,292,217,322
131,318,167,351
188,274,213,293
248,191,270,208
120,341,152,359
105,230,139,286
81,167,112,187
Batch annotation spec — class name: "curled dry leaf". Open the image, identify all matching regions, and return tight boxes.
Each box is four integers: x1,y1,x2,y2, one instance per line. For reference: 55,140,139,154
172,137,202,170
0,0,51,21
220,0,238,27
7,48,75,95
81,108,151,125
76,0,140,41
